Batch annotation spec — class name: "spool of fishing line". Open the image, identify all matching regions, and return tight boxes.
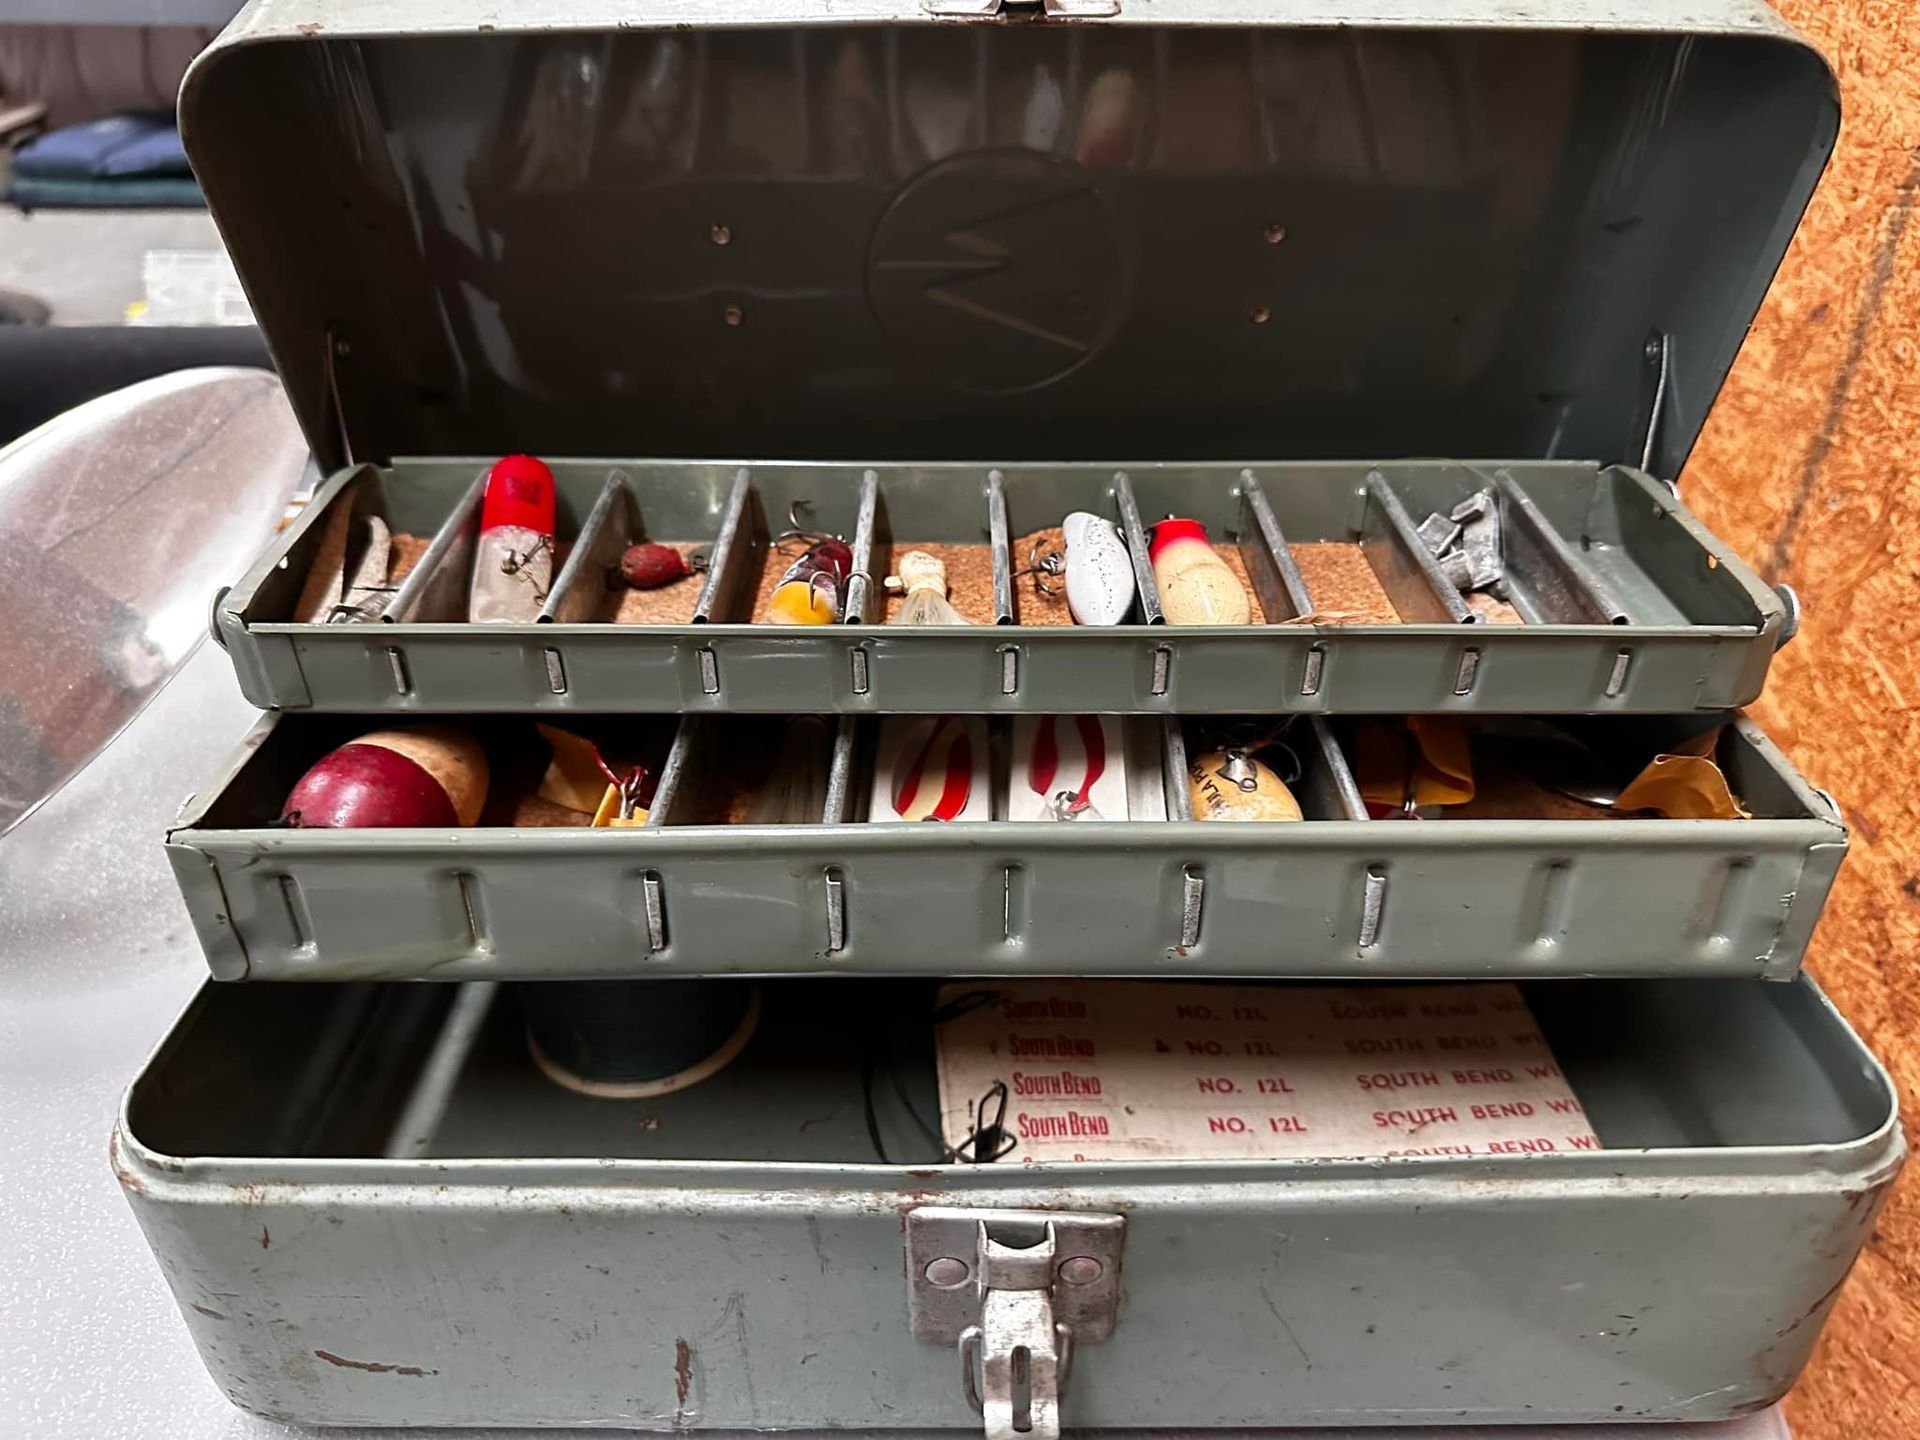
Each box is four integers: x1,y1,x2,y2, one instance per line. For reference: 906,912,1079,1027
521,979,760,1099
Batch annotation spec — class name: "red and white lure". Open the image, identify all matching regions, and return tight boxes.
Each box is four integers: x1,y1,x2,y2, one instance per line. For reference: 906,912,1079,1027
469,454,557,623
1011,714,1128,822
869,716,990,823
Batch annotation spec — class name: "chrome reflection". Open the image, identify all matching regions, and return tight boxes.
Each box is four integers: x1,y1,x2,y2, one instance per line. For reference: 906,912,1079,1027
0,368,308,834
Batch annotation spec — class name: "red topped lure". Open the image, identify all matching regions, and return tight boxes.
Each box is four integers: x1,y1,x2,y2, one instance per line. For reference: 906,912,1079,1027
469,454,557,623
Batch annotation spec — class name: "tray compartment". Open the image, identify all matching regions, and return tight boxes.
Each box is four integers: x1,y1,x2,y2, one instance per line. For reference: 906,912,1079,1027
216,459,1787,714
169,710,1844,982
114,973,1901,1428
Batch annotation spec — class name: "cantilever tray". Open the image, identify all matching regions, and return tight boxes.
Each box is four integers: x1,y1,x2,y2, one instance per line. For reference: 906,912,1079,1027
168,709,1844,982
216,457,1791,715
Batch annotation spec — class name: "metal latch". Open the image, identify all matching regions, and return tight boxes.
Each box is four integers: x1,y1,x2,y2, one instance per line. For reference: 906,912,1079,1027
925,0,1120,17
906,1207,1125,1440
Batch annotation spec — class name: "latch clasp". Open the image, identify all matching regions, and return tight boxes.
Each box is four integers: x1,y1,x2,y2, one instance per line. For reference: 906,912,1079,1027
906,1207,1125,1440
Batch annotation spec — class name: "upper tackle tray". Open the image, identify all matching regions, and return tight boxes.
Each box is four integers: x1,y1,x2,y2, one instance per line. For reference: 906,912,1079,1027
216,456,1792,714
181,1,1837,717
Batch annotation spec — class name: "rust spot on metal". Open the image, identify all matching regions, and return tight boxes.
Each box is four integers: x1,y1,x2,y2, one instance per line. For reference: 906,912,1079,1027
191,1304,228,1320
1773,1273,1851,1339
314,1349,438,1378
259,1225,271,1250
112,1160,149,1196
905,1169,939,1180
296,20,324,36
673,1338,693,1423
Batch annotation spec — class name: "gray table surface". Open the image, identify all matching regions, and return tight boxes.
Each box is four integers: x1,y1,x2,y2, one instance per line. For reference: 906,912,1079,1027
0,642,1798,1440
0,2,240,24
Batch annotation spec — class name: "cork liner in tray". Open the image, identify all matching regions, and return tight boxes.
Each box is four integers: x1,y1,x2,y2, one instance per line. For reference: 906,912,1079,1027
600,541,708,625
728,523,1518,630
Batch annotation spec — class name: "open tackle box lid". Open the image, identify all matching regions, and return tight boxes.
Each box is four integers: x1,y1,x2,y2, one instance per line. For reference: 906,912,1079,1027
181,0,1836,480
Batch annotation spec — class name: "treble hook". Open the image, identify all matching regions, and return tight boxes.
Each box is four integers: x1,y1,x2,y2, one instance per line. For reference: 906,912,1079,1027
1012,535,1068,597
772,498,842,553
595,753,651,820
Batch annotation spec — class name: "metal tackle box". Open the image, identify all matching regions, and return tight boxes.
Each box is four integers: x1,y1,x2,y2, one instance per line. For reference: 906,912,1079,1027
182,0,1840,716
169,709,1846,981
115,974,1901,1428
110,0,1900,1434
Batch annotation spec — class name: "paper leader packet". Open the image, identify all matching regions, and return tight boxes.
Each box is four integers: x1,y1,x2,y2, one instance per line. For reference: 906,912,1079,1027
935,980,1599,1163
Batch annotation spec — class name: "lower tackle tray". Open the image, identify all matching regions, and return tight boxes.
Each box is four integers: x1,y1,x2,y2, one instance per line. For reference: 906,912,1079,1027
213,458,1791,715
114,975,1900,1429
167,709,1845,981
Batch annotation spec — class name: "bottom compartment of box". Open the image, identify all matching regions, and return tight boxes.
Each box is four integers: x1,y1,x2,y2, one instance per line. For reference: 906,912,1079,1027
115,973,1898,1429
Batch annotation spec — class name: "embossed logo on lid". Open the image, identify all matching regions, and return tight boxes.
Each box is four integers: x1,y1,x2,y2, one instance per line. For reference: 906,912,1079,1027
867,150,1130,393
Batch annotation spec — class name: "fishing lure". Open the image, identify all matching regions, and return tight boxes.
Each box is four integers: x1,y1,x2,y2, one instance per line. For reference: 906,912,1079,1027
1187,746,1302,822
1013,714,1126,822
767,536,854,625
281,725,489,829
869,716,990,823
888,550,968,626
619,542,704,591
1061,511,1135,625
1149,517,1251,626
469,454,556,623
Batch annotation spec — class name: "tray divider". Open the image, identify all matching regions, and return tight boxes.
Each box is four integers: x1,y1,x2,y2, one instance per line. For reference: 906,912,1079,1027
1361,470,1476,625
1238,470,1316,621
1112,469,1166,625
693,468,756,623
383,468,486,623
646,717,702,827
540,471,630,624
280,466,385,624
1304,716,1370,821
382,981,499,1160
1161,717,1195,821
1492,470,1632,625
844,469,881,624
823,716,861,823
987,468,1014,625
